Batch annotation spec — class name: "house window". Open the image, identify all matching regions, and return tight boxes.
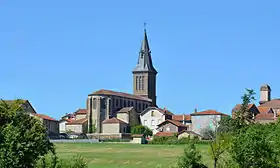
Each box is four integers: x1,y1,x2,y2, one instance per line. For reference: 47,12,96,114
142,76,144,90
124,100,127,107
151,120,155,126
120,99,123,106
151,111,155,116
144,120,147,126
166,127,170,132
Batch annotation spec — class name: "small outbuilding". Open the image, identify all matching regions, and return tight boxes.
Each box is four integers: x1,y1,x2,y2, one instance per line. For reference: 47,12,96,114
131,134,146,144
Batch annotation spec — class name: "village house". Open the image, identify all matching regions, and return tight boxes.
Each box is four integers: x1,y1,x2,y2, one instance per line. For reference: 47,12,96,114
3,100,59,134
65,118,88,133
191,109,228,135
232,84,279,124
140,107,173,134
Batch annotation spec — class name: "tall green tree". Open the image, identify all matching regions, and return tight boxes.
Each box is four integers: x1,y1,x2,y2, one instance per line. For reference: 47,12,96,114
0,99,54,168
233,88,256,129
131,125,152,137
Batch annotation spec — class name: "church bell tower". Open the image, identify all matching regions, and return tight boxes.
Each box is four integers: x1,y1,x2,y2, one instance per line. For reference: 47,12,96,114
132,27,157,106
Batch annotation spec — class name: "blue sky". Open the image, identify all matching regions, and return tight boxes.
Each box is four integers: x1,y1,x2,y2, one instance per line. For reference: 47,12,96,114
1,1,280,119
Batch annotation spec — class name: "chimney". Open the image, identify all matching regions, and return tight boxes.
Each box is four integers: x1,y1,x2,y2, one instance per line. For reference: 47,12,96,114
194,108,197,113
183,114,185,125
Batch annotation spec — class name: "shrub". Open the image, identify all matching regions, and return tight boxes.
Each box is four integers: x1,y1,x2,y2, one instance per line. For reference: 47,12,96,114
131,125,153,137
176,142,207,168
36,153,87,168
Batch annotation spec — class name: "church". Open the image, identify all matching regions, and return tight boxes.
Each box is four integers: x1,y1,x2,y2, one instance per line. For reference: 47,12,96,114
86,29,158,133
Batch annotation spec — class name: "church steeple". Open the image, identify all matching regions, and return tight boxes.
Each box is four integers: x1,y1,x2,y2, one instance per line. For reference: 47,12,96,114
133,27,157,106
133,29,157,74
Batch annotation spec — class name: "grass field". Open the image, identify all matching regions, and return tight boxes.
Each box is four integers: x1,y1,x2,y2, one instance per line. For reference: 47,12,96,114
55,143,212,168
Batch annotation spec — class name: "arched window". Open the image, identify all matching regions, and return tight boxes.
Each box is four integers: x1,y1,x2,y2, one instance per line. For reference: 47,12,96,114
151,111,155,117
92,98,97,109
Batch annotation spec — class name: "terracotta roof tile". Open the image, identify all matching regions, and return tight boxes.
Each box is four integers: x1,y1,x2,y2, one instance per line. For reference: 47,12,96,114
66,118,88,125
257,107,272,113
102,117,128,124
89,89,152,102
172,114,191,121
154,132,177,137
191,110,227,116
255,113,275,120
75,109,87,115
157,119,187,127
33,113,57,121
259,99,280,108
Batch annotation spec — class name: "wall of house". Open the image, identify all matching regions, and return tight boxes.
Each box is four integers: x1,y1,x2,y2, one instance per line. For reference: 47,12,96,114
66,124,83,133
191,115,222,135
117,113,129,124
160,123,178,132
102,123,120,133
140,109,165,134
59,121,67,133
76,114,87,120
48,120,59,133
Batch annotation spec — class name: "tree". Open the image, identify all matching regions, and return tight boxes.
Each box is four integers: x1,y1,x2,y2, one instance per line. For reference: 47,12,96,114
0,99,54,168
131,125,152,137
231,125,279,168
233,89,256,129
217,116,235,134
176,142,207,168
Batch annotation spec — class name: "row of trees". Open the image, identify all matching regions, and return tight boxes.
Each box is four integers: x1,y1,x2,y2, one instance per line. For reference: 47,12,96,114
177,89,280,168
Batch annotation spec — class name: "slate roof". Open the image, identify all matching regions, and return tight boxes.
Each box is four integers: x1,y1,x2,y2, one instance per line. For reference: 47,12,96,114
133,29,157,73
89,89,152,102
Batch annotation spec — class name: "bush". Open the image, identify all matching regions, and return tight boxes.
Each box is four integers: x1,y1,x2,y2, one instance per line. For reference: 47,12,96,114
131,125,153,137
36,153,87,168
176,142,207,168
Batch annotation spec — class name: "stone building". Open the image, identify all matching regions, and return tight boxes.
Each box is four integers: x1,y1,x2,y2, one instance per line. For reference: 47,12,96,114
87,29,158,133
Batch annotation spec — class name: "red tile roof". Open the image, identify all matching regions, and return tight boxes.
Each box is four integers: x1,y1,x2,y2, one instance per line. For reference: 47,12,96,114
255,113,275,120
154,132,177,137
33,113,57,121
102,117,127,124
75,109,87,115
157,119,187,127
172,114,191,121
89,89,152,102
257,107,272,113
191,110,227,116
66,118,88,125
259,99,280,108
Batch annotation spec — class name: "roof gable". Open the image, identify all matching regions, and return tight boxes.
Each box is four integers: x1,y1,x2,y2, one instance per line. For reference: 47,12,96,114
66,118,88,125
75,109,87,115
157,119,186,127
141,107,173,116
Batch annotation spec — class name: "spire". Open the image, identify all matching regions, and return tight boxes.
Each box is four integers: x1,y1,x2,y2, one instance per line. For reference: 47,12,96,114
133,26,157,74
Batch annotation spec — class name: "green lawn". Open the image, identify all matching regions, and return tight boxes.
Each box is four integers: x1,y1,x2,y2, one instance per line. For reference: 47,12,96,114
55,143,212,168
